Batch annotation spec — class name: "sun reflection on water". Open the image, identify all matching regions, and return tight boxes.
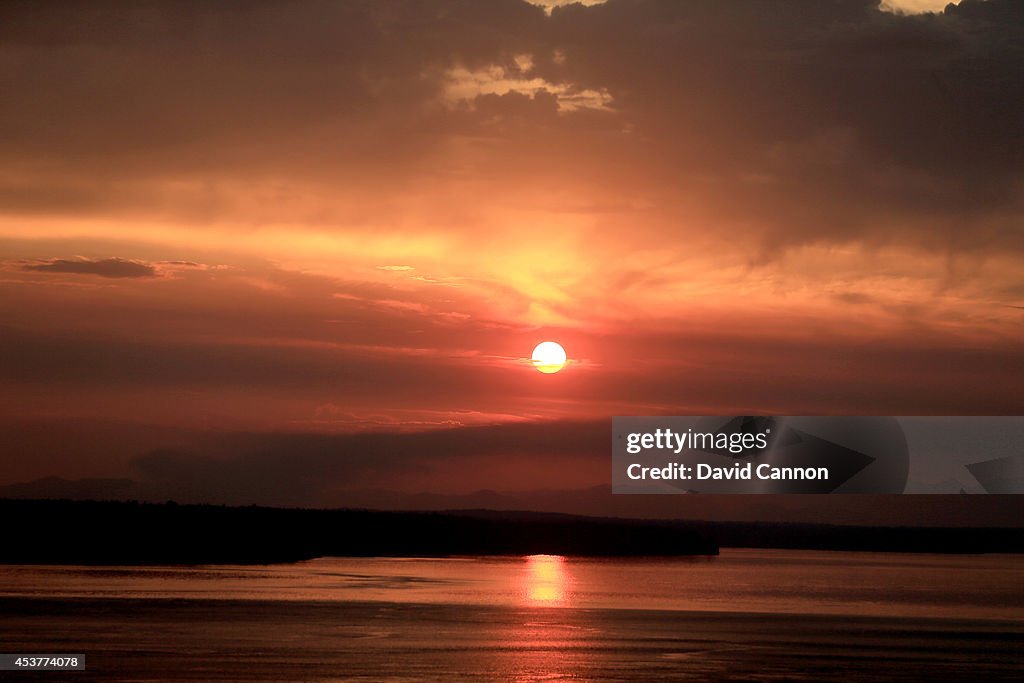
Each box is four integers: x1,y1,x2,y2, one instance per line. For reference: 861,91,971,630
523,554,571,607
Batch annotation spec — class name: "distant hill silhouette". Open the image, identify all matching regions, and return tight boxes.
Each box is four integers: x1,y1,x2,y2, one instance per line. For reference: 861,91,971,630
2,478,1022,528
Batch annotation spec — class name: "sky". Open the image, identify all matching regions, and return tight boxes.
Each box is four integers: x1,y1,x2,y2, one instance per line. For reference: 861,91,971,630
1,1,1022,518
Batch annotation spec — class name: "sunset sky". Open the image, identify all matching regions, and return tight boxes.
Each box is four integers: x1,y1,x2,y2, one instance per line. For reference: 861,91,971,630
1,1,1022,514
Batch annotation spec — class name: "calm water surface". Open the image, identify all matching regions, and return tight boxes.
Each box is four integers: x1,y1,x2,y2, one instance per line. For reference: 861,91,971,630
0,550,1021,681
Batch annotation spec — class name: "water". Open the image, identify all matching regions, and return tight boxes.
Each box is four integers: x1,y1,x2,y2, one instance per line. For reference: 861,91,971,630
1,550,1021,681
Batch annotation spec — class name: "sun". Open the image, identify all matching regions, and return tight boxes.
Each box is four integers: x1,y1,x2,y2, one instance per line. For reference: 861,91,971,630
531,341,567,374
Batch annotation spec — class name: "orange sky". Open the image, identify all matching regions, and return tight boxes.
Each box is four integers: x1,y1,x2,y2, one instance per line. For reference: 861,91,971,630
0,1,1022,506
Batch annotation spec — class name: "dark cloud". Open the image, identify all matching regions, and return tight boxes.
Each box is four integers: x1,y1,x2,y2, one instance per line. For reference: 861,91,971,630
538,0,1024,248
0,0,1019,252
23,257,157,278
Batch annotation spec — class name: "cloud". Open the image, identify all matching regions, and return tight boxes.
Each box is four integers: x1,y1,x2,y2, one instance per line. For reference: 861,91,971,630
526,0,608,16
0,0,1018,330
0,0,1019,266
443,64,613,112
22,257,157,278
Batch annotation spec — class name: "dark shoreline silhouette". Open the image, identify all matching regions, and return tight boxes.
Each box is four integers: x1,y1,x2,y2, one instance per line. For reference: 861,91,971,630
0,499,717,564
1,499,1021,565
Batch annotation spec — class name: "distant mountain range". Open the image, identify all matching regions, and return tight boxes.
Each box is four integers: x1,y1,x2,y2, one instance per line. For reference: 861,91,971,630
0,476,1021,529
